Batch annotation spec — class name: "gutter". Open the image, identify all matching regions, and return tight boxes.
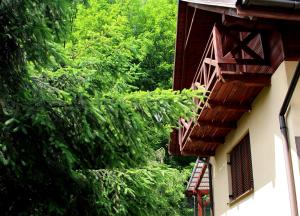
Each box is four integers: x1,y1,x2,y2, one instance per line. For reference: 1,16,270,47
236,0,300,21
279,61,300,216
239,0,300,9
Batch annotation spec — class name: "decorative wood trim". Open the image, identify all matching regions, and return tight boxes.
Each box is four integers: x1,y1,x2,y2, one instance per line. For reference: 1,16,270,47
204,58,217,66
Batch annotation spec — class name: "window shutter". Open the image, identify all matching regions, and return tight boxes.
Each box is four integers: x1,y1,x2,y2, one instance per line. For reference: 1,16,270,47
229,133,253,200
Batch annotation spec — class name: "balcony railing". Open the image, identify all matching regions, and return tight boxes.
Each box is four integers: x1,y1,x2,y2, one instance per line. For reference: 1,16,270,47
178,24,271,151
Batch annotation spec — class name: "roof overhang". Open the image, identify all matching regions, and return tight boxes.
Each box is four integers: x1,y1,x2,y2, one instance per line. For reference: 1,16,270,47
173,0,300,91
170,0,300,156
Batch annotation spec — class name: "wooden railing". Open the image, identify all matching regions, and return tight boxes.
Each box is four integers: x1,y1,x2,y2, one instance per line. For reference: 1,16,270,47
178,24,270,150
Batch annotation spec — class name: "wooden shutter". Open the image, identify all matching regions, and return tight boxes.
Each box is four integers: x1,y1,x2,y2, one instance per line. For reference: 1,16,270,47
230,133,253,200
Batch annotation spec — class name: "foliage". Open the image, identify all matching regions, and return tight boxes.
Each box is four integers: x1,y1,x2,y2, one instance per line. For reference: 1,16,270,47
0,0,79,95
0,0,205,215
1,69,203,214
82,164,191,216
67,0,177,91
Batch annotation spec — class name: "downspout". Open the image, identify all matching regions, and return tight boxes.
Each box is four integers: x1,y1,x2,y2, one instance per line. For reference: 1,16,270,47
208,163,214,216
279,61,300,216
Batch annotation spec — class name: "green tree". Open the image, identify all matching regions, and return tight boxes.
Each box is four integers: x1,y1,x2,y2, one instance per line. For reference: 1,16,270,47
0,0,202,215
68,0,177,91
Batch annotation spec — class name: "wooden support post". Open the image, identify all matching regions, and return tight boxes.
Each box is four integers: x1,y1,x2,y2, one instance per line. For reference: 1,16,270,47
198,192,203,216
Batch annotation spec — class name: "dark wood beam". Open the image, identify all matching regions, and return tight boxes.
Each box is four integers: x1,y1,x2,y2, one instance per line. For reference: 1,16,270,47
197,121,237,130
219,58,266,65
173,1,188,90
189,136,224,146
184,7,197,51
181,148,216,157
220,72,271,87
168,129,181,156
222,15,277,31
207,100,251,112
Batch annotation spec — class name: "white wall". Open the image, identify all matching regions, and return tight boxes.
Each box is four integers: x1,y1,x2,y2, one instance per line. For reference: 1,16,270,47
212,61,300,216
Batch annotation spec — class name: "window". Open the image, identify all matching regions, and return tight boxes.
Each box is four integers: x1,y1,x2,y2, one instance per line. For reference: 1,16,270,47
229,133,254,200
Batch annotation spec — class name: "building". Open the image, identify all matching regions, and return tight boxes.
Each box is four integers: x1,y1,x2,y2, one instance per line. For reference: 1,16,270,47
168,1,300,215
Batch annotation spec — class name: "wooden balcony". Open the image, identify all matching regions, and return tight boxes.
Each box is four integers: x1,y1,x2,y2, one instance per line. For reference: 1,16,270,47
186,158,210,196
174,23,284,156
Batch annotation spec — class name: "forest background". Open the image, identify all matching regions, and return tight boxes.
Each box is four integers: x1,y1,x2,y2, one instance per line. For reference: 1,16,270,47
0,0,204,215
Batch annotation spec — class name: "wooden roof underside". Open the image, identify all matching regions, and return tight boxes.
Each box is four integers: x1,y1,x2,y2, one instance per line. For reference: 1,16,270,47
170,1,300,156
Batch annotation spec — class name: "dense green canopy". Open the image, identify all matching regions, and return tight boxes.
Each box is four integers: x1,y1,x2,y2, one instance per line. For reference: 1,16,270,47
0,0,203,215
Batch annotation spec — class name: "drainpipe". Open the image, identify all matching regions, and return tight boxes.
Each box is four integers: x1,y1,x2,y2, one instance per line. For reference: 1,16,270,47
279,61,300,216
208,163,214,216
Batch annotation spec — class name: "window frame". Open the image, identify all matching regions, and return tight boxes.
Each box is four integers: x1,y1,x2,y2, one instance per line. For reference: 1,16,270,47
227,133,254,202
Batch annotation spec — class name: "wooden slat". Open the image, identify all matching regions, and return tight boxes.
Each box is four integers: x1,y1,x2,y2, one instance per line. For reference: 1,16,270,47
220,72,271,87
190,136,224,146
207,100,251,112
181,148,216,156
197,121,237,130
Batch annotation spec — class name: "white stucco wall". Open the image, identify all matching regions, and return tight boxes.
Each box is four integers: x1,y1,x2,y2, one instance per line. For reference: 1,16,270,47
211,61,300,216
